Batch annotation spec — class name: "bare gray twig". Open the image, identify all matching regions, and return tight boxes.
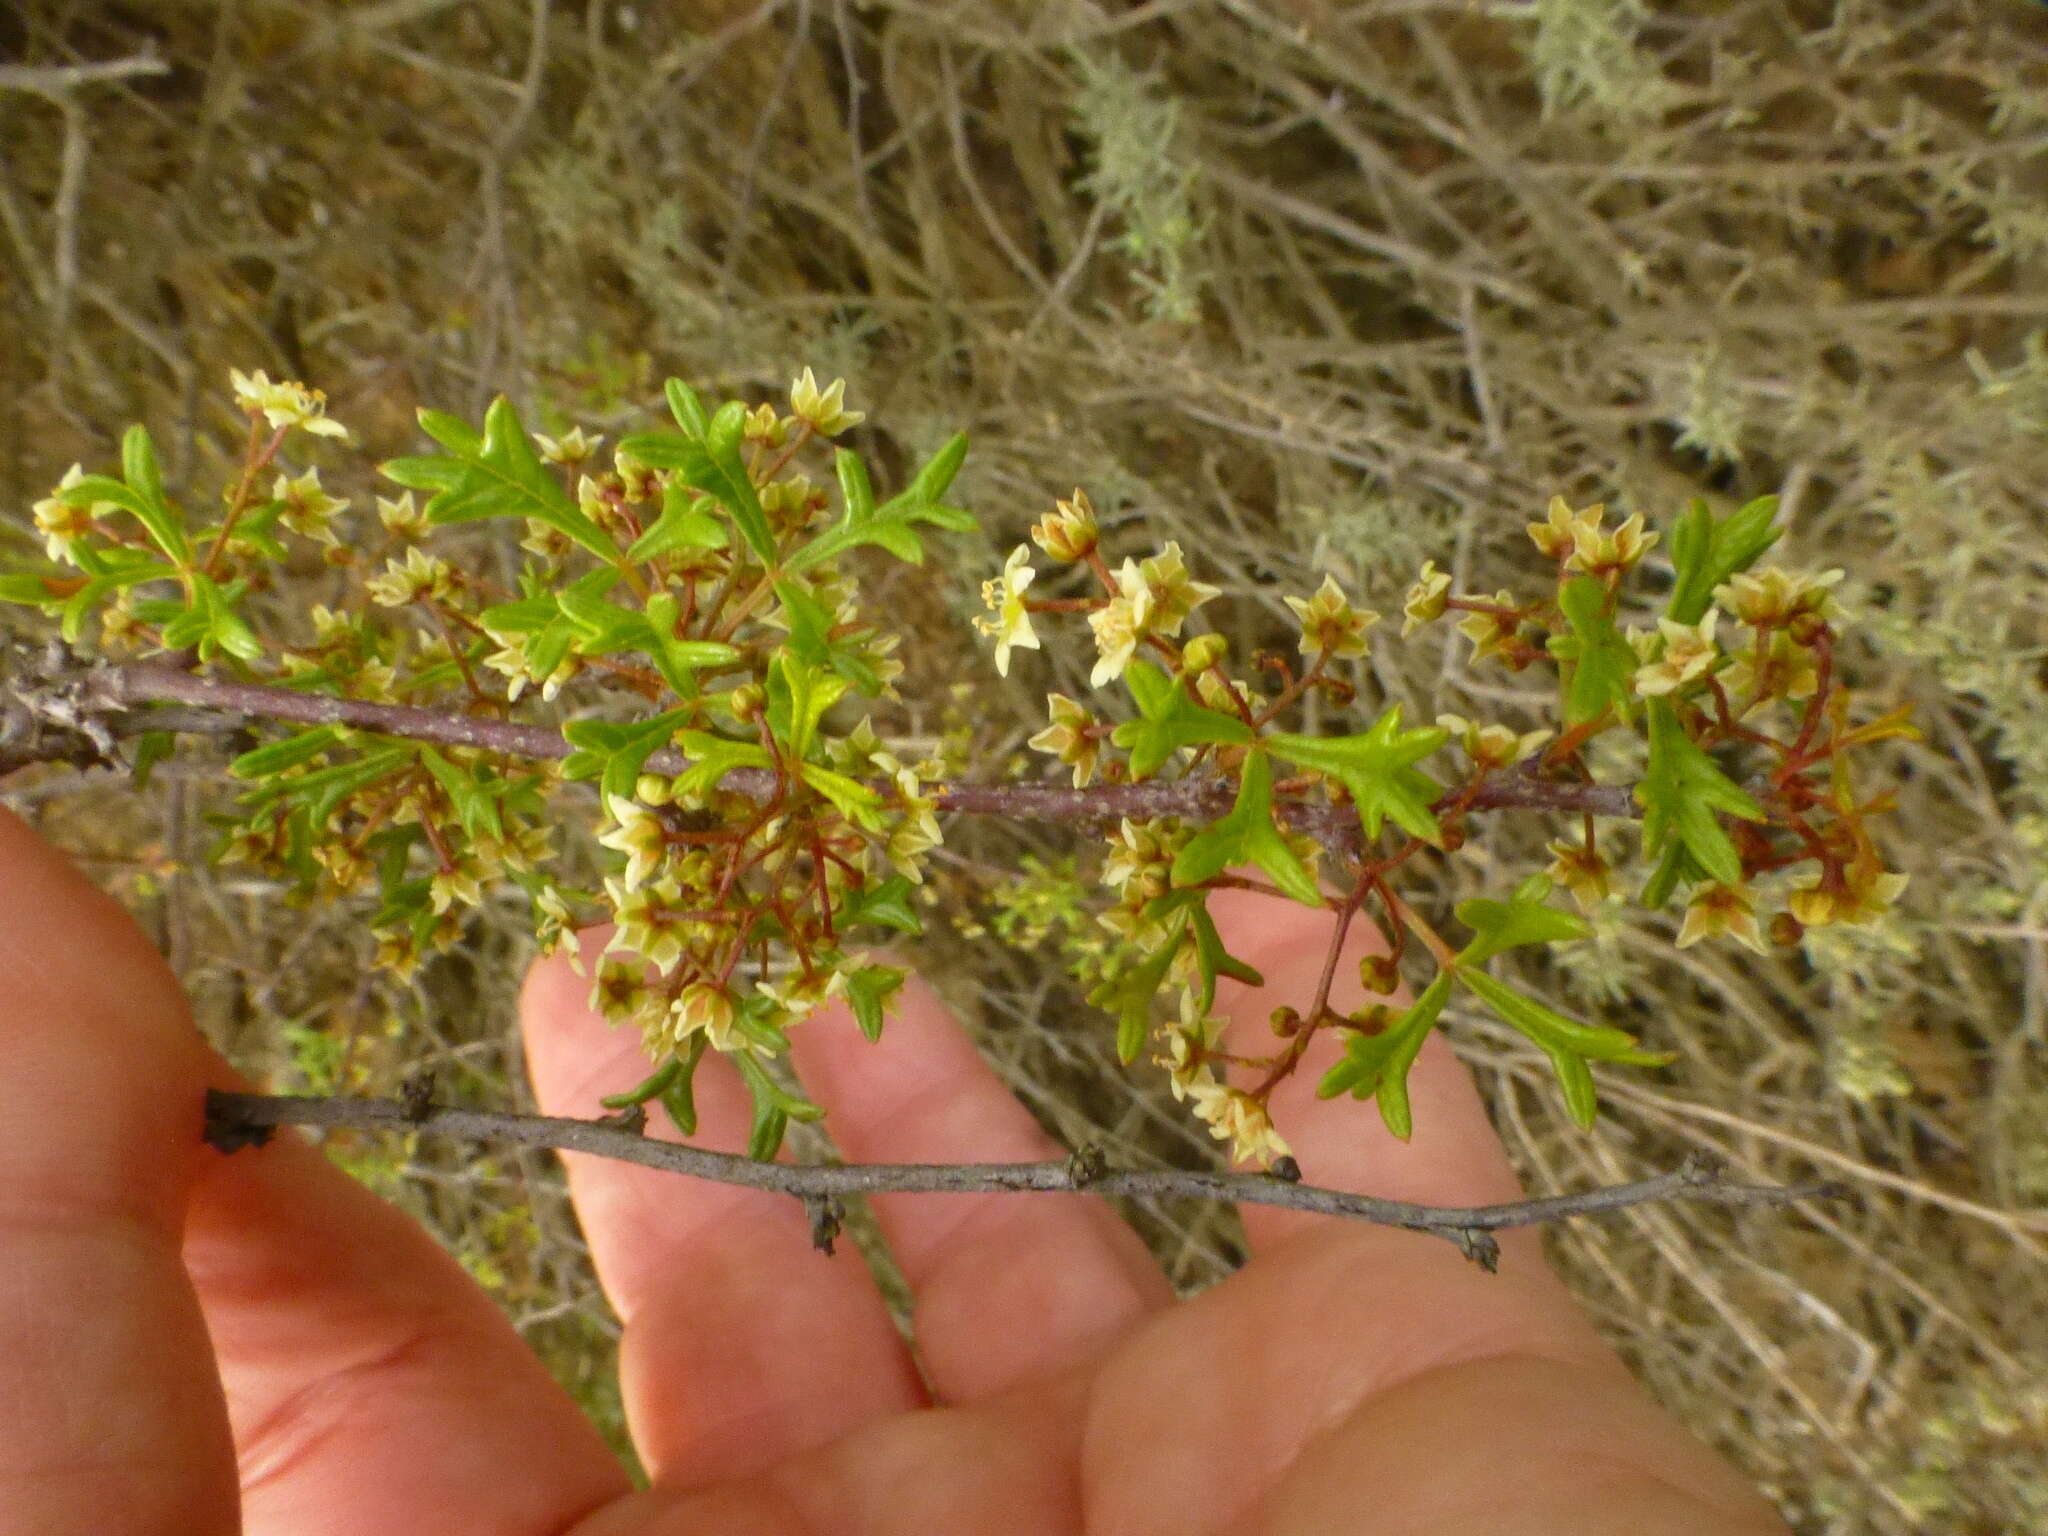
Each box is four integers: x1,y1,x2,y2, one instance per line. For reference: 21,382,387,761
205,1088,1845,1271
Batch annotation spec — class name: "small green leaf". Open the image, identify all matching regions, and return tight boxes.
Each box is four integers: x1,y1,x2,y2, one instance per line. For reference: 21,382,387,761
893,431,969,507
1456,967,1674,1065
1454,878,1592,967
1268,707,1448,845
383,397,619,564
1170,750,1322,906
782,434,977,574
664,378,710,439
1636,699,1763,888
799,762,884,827
660,1035,711,1135
1109,659,1253,780
0,573,63,607
627,485,730,561
1553,576,1635,727
118,426,190,565
670,729,773,799
1089,904,1192,1063
734,1051,826,1137
1189,900,1262,1012
841,875,923,936
419,747,506,839
416,407,483,456
1639,840,1694,909
845,964,907,1042
130,731,176,790
765,652,847,762
230,726,346,779
1316,972,1451,1141
600,1058,682,1110
1665,495,1783,624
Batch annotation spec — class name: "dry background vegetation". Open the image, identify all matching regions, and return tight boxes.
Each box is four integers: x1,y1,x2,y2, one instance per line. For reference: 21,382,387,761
4,0,2048,1528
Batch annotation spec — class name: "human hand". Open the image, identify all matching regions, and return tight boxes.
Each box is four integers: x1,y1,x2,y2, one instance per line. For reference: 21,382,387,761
1,808,1787,1533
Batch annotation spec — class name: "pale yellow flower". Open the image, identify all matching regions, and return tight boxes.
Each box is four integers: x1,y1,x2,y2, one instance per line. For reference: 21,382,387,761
1087,559,1155,687
1031,488,1099,562
31,465,94,562
534,425,604,465
365,546,453,607
1455,590,1521,664
789,368,865,436
1545,838,1613,912
972,544,1041,676
1789,871,1908,931
1527,496,1601,560
1714,565,1844,628
273,467,349,542
230,368,349,438
670,983,739,1053
1401,559,1452,636
1568,509,1658,576
1138,542,1222,636
1437,713,1551,770
1632,610,1722,697
1027,693,1101,788
376,491,430,540
1285,573,1379,659
597,794,668,891
1676,881,1767,954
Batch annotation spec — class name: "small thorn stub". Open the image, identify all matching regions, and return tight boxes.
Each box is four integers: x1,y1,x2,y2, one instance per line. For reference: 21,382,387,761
1066,1142,1109,1187
201,1088,275,1154
806,1194,846,1256
400,1070,436,1123
598,1103,648,1136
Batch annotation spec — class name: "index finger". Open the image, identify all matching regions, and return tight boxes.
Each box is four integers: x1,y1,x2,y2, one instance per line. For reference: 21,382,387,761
0,809,239,1533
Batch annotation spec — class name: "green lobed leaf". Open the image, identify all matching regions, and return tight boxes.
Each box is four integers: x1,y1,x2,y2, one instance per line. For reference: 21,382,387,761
0,573,63,607
1553,575,1635,727
627,483,729,562
659,1035,711,1135
1664,494,1783,624
670,729,773,800
129,730,177,791
1456,967,1674,1066
781,435,976,574
1189,899,1263,1012
1268,706,1448,845
798,762,885,828
840,875,923,936
419,747,506,840
1109,659,1253,780
1089,903,1193,1064
765,652,847,762
664,378,710,439
1635,699,1763,888
845,963,908,1042
1454,876,1592,967
734,1051,827,1156
1315,972,1451,1141
1170,750,1322,906
383,397,619,564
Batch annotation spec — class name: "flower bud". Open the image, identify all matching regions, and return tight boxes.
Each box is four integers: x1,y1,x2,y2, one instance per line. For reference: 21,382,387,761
1180,632,1228,673
1031,488,1100,562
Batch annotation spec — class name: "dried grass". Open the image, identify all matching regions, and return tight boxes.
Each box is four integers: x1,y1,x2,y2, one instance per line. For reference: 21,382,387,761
5,0,2048,1526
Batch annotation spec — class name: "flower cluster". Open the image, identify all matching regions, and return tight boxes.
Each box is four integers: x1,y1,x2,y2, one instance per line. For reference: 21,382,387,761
5,368,972,1158
969,481,1908,1166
